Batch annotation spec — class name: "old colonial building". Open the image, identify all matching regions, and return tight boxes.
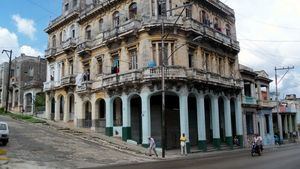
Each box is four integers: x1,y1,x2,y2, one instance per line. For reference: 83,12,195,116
0,54,46,114
44,0,243,152
240,65,274,146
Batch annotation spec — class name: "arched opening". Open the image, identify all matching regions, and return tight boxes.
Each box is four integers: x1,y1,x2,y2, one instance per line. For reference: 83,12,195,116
150,93,180,149
96,98,106,129
218,97,225,142
188,94,198,147
25,93,33,112
85,25,91,40
98,18,103,32
59,95,64,121
51,98,55,120
52,35,56,48
69,94,75,121
129,2,137,19
70,25,75,38
230,98,237,138
204,95,213,144
225,24,231,36
14,90,19,108
113,11,120,28
130,94,142,144
113,97,123,126
84,101,92,128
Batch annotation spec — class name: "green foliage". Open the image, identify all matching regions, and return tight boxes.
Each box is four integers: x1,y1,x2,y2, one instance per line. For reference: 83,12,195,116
0,109,45,123
34,93,45,108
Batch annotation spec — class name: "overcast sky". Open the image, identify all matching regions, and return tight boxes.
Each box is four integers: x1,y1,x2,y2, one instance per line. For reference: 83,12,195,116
0,0,299,99
222,0,300,99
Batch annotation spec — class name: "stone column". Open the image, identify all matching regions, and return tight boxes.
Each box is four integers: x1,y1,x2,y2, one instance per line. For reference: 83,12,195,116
91,97,98,132
289,114,293,133
224,97,233,147
197,93,206,151
250,83,256,98
45,93,51,120
54,96,60,121
64,95,70,123
284,114,288,138
122,94,131,141
179,92,190,152
105,97,113,136
256,82,261,100
141,92,151,147
212,95,220,149
269,113,275,145
235,95,243,147
259,113,265,144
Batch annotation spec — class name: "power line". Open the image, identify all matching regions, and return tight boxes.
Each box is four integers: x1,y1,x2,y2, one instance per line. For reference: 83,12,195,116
26,0,56,15
238,39,300,43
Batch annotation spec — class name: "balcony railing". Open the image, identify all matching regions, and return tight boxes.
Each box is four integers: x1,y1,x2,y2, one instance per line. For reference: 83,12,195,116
243,96,257,105
62,38,77,51
61,75,76,86
76,40,93,56
45,48,57,58
76,81,92,92
102,70,142,88
258,100,275,108
103,20,142,41
43,80,61,91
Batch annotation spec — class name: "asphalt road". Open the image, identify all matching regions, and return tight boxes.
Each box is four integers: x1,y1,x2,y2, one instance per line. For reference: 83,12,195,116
92,141,300,169
0,116,150,169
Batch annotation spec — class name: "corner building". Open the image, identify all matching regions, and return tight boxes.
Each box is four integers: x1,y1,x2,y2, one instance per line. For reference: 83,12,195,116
44,0,243,152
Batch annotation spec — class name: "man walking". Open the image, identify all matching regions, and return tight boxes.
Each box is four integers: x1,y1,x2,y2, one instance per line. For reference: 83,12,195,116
180,133,187,155
148,137,158,157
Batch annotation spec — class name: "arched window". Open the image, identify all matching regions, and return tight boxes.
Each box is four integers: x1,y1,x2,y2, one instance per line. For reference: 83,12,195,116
214,17,221,31
129,2,137,19
158,0,166,16
59,32,63,44
52,35,56,48
70,25,75,38
225,24,231,36
201,10,209,26
113,11,120,28
85,25,91,40
99,19,103,32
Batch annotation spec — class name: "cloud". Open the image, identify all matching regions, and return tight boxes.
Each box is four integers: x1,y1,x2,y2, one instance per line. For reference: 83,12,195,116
12,14,36,40
0,27,42,62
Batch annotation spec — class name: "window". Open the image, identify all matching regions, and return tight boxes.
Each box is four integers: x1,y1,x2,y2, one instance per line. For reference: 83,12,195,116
29,66,34,77
152,42,173,66
129,3,137,19
158,0,166,16
185,2,192,18
225,24,231,36
111,53,120,74
98,58,103,74
129,48,138,70
70,25,75,38
214,17,221,31
169,0,172,16
72,0,77,8
265,115,270,134
204,52,210,72
0,124,7,130
65,3,69,11
99,19,103,32
69,61,73,75
218,57,224,75
85,25,91,40
151,0,156,16
59,32,63,44
188,48,195,68
113,11,120,28
246,112,254,134
201,10,210,26
52,35,56,48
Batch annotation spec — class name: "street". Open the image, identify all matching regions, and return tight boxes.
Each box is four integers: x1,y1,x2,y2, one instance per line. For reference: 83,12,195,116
93,143,300,169
0,116,151,169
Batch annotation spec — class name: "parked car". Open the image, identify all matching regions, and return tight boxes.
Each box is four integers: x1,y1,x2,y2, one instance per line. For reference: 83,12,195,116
0,122,9,146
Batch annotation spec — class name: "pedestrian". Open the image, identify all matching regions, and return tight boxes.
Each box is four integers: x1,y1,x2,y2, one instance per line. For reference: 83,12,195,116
233,135,240,146
148,137,158,157
180,133,187,155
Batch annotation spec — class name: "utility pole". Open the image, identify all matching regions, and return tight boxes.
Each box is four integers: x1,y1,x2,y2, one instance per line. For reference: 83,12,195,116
1,50,13,113
275,66,294,142
160,1,192,158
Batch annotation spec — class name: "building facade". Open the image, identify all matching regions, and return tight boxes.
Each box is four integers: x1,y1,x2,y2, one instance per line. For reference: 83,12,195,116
240,65,274,146
44,0,243,152
0,54,46,114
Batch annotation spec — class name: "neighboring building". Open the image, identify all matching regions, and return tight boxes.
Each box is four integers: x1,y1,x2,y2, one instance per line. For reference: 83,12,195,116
240,65,274,146
44,0,243,152
0,54,47,115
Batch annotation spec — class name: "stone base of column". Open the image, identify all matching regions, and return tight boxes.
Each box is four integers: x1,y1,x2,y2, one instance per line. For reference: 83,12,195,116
237,135,243,147
198,140,207,151
213,138,221,150
226,136,233,148
142,144,149,148
105,127,113,136
92,119,100,127
122,127,131,141
76,119,84,128
186,142,191,153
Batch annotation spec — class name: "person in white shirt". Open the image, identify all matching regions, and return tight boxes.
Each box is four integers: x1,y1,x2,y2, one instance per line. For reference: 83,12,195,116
254,134,263,151
148,137,158,157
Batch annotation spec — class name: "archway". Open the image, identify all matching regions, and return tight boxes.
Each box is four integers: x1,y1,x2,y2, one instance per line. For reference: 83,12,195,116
96,98,106,129
204,95,213,144
218,97,225,142
14,90,19,108
113,97,123,126
150,92,180,149
130,94,142,144
59,95,64,121
230,98,237,138
25,93,32,112
69,94,75,121
84,101,92,128
51,98,55,120
188,94,198,146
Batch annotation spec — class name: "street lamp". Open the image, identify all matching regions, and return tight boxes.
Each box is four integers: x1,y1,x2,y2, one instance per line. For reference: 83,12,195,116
1,50,12,114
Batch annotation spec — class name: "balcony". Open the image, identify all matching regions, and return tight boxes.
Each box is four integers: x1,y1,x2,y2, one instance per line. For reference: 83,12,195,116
62,38,77,52
102,70,142,88
243,96,257,105
258,100,275,108
205,0,234,16
76,40,93,56
45,48,57,58
61,75,76,86
184,19,239,52
43,80,61,91
76,81,92,93
103,20,142,42
23,80,43,89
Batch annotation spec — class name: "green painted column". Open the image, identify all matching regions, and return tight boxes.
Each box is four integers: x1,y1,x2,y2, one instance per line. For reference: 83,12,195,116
122,95,131,141
212,96,221,149
197,93,207,151
141,91,151,146
179,90,190,153
235,95,243,147
224,98,233,147
122,127,131,141
105,98,113,137
105,127,113,136
198,140,207,151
